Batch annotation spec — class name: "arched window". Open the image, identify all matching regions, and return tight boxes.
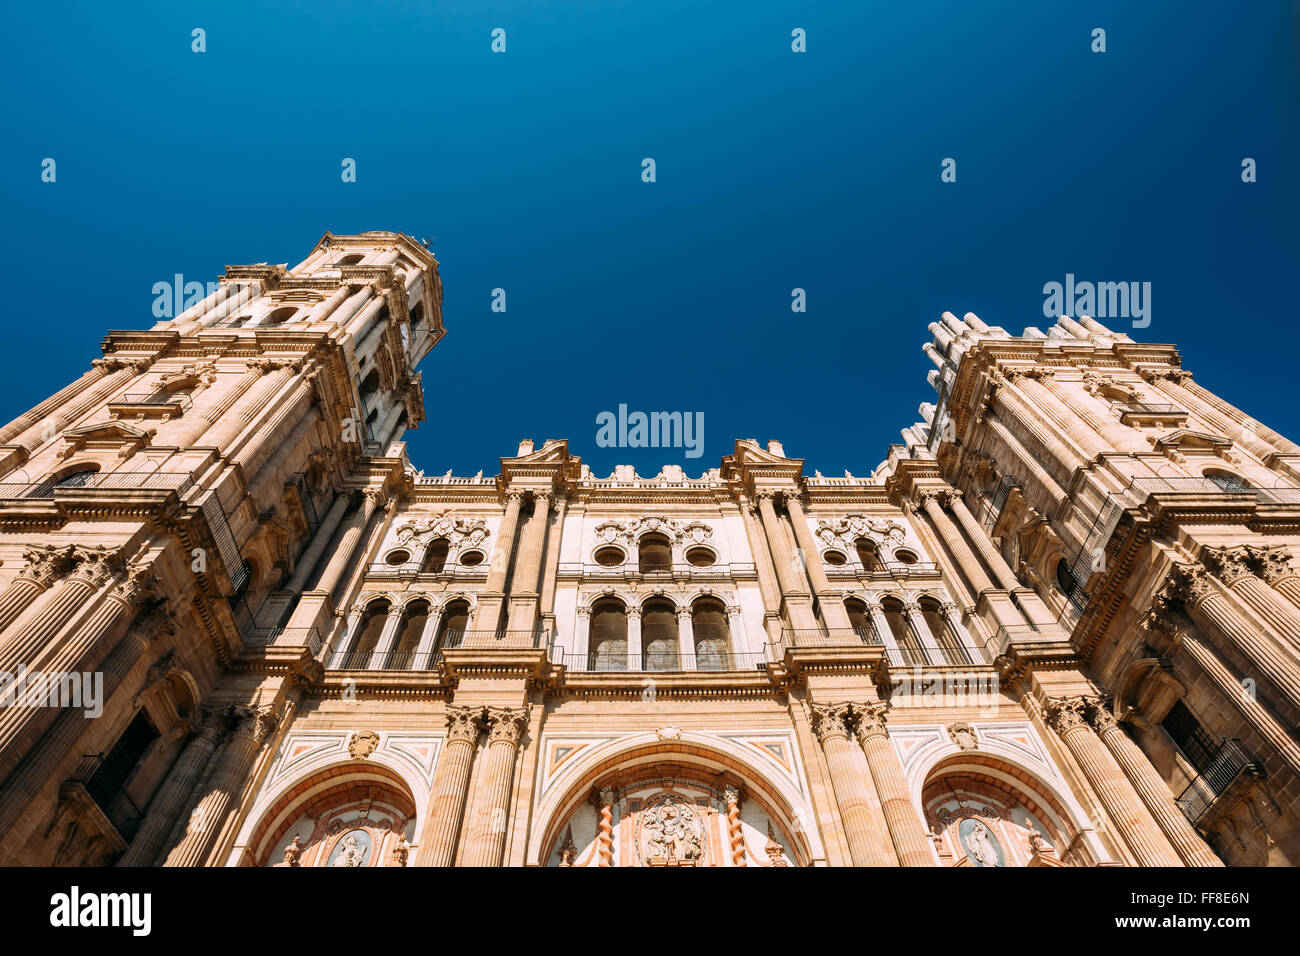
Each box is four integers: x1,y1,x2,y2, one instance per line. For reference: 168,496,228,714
409,301,425,329
1204,470,1251,493
855,538,883,571
436,600,470,651
845,598,874,641
338,253,365,266
919,597,958,663
638,533,672,573
422,538,450,574
691,599,730,671
359,369,382,409
589,600,628,671
882,597,925,665
388,601,429,669
641,600,678,671
1055,558,1076,595
265,306,298,325
28,466,99,499
349,601,390,668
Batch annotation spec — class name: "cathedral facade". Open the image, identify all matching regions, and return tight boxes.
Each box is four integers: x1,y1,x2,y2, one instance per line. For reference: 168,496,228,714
0,231,1295,868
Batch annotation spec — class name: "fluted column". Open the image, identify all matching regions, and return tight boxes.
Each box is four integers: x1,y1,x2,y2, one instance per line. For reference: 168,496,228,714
282,494,351,595
0,366,105,445
199,361,296,452
505,491,552,635
1043,696,1182,866
903,602,945,665
785,495,851,628
676,607,696,670
853,703,936,866
941,601,982,664
808,703,891,866
476,491,525,635
1165,564,1300,707
162,705,279,867
0,545,75,633
1247,545,1300,612
168,365,263,447
756,492,818,631
865,598,903,665
415,707,481,867
9,359,146,456
918,493,996,594
948,492,1021,590
460,707,528,867
315,489,384,597
1203,547,1300,643
983,415,1069,511
413,606,445,667
1017,372,1116,458
1082,699,1223,867
119,713,226,866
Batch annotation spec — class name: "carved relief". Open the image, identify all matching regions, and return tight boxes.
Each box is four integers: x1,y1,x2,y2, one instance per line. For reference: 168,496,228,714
348,730,380,759
637,793,704,866
947,721,979,751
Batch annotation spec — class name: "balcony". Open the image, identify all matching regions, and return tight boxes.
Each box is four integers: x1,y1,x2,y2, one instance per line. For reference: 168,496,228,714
1118,403,1188,426
994,623,1071,657
107,391,194,418
63,755,144,845
0,470,194,500
1175,739,1265,825
552,650,768,673
779,626,882,654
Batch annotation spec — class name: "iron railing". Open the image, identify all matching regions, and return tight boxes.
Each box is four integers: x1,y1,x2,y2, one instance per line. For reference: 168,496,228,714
555,651,768,673
1118,403,1187,418
1175,739,1262,824
111,392,194,410
779,627,883,652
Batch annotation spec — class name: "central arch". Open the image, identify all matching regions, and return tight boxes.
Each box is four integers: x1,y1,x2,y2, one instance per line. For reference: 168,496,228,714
529,733,818,867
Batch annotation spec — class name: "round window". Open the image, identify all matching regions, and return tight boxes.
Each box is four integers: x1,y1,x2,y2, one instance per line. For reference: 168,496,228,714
822,550,847,566
385,549,411,566
594,546,625,567
685,547,716,567
893,549,919,565
459,550,484,567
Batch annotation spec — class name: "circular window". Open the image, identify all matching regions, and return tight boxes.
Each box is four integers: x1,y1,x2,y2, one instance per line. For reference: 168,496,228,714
1055,559,1076,594
893,549,919,565
685,547,716,567
822,549,847,566
594,546,625,567
384,549,411,566
459,550,484,567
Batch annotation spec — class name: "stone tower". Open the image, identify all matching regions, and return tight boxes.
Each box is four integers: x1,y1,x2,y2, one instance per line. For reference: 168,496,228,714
916,310,1300,865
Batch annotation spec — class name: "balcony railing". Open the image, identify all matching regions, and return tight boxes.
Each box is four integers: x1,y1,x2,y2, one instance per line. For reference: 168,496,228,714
779,627,883,653
241,627,323,654
1175,739,1263,824
326,627,548,671
994,624,1069,656
1118,403,1188,422
0,470,195,500
110,392,194,411
554,651,768,673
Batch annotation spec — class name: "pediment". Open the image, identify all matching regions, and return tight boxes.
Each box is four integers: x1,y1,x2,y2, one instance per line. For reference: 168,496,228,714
1152,429,1231,451
58,420,151,459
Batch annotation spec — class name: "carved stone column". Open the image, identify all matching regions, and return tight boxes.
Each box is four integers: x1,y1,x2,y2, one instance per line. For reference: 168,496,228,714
1081,699,1223,867
459,707,528,867
808,703,891,866
415,706,481,867
505,491,552,636
1165,564,1300,707
0,544,75,633
784,494,852,628
0,545,122,672
918,492,996,594
168,364,264,447
853,703,936,867
281,493,351,596
947,491,1021,591
413,605,445,668
119,711,227,866
1246,545,1300,612
1043,696,1182,866
594,787,614,866
756,492,818,631
162,705,279,867
903,602,945,665
724,785,746,867
676,606,696,670
1203,547,1300,644
476,490,525,634
10,358,147,456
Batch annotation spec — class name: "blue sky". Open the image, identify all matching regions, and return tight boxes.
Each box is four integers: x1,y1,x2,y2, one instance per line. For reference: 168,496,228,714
2,1,1296,478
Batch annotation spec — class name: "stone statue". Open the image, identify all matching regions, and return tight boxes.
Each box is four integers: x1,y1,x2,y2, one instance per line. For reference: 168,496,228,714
283,834,302,866
331,832,367,867
963,821,1000,867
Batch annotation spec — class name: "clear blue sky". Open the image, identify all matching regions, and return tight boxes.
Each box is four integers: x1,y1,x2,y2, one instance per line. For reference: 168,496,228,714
2,1,1296,478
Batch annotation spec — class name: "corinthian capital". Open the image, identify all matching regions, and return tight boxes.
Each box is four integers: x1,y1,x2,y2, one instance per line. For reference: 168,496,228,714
1042,696,1090,736
231,704,279,744
17,544,77,587
1081,696,1119,734
1201,547,1254,586
484,706,529,747
69,545,126,588
1167,563,1215,607
853,701,891,742
808,702,853,744
445,705,482,744
1245,545,1296,585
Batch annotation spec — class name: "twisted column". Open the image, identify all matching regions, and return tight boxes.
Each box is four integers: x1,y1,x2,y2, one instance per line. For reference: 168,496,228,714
415,706,481,867
1081,699,1223,867
808,702,891,866
162,705,279,867
595,788,614,866
460,707,528,867
724,785,746,866
853,703,936,867
119,712,226,866
1043,696,1182,866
